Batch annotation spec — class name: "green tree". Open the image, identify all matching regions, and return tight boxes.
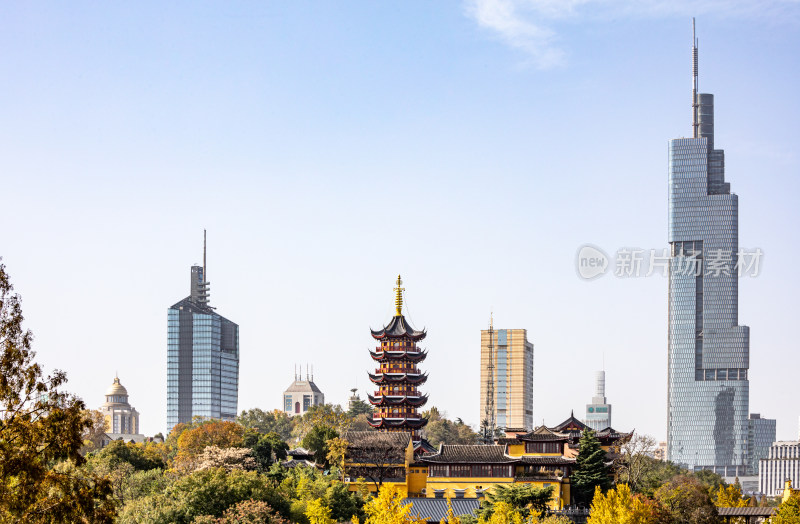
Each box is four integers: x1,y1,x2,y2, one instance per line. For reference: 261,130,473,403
0,262,115,523
238,408,294,441
118,468,289,524
424,412,479,447
88,439,165,471
302,424,339,466
244,431,289,470
654,475,720,524
477,484,554,519
348,398,374,417
571,429,612,506
194,500,289,523
325,481,365,522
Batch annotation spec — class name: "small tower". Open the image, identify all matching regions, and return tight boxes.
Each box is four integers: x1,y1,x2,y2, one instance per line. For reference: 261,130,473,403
100,376,141,436
367,275,429,440
282,366,325,417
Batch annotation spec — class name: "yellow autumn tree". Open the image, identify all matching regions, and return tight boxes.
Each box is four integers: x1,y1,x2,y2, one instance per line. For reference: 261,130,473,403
440,498,461,524
714,481,748,524
477,501,524,524
587,484,656,524
354,485,425,524
305,498,335,524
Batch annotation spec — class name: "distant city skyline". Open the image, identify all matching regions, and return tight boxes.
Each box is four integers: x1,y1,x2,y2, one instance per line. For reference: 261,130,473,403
2,4,798,439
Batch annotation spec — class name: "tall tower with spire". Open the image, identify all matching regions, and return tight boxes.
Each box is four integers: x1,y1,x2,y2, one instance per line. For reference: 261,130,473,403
166,231,240,435
367,275,429,440
667,20,750,476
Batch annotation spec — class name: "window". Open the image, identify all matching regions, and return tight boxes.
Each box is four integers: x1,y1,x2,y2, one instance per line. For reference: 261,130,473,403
295,401,300,414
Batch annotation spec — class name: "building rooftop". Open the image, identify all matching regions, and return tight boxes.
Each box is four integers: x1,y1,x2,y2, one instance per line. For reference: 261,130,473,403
105,377,128,397
422,444,517,464
402,498,480,523
370,314,426,341
284,379,323,394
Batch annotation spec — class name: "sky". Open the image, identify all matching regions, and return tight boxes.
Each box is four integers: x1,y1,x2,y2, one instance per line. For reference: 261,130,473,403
1,1,799,442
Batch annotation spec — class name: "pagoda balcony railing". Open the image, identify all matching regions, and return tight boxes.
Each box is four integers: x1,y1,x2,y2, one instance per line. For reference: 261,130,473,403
374,391,421,397
377,344,422,350
372,414,424,420
375,368,420,375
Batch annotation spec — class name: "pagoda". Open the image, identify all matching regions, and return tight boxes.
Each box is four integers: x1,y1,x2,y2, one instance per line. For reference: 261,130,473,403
367,275,429,440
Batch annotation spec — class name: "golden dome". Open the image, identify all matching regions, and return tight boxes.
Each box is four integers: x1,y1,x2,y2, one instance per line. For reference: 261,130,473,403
105,377,128,397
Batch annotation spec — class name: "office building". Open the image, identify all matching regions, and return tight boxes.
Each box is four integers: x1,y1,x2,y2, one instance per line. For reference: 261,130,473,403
747,413,777,476
283,367,325,416
666,24,750,476
166,233,239,435
479,322,534,432
585,371,612,431
760,440,800,497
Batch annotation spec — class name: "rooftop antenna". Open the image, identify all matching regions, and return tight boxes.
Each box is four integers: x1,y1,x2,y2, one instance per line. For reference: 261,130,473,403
311,364,314,382
482,312,496,444
203,229,207,283
692,18,699,138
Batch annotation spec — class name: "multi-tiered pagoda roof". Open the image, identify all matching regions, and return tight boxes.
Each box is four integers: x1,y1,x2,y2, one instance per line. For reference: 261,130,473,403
367,276,429,437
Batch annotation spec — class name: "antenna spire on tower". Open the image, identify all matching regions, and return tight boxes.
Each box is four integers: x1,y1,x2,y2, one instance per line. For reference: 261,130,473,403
203,229,207,283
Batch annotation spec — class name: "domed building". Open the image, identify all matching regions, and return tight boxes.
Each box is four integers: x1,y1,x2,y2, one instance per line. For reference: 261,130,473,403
100,376,141,436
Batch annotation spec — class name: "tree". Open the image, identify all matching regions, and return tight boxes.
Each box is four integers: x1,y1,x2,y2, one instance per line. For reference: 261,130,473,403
88,439,165,471
295,404,351,442
571,429,612,506
654,475,720,524
616,433,658,493
476,501,524,524
80,409,110,454
348,398,373,417
244,431,289,470
355,485,425,524
193,500,289,524
118,468,289,524
425,416,480,447
326,437,349,480
440,497,461,524
713,480,749,524
174,420,246,471
0,262,115,523
237,409,293,441
772,492,800,524
302,424,338,466
195,446,257,472
477,484,553,519
539,516,574,524
306,498,335,524
587,483,667,524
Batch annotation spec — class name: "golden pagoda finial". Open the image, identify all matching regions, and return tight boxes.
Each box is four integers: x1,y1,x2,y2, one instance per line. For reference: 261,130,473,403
394,274,404,316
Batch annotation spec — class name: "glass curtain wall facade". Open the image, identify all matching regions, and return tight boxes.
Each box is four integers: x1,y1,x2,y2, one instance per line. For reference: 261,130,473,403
166,265,239,435
667,92,750,476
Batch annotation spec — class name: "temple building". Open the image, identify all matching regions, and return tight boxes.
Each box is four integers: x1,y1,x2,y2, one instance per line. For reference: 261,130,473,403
343,412,631,509
367,275,429,440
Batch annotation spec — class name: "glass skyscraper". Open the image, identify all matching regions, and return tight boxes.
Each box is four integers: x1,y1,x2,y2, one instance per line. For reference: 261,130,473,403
667,29,749,476
166,240,239,435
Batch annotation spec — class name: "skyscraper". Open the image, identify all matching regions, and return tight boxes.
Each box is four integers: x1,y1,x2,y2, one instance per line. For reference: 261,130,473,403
585,371,612,431
166,232,239,435
667,23,750,476
479,322,534,432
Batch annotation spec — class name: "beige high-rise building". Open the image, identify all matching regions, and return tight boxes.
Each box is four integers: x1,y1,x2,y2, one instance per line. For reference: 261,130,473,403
480,326,534,432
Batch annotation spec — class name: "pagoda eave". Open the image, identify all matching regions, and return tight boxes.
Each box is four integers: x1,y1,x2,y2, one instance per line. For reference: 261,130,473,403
369,350,428,362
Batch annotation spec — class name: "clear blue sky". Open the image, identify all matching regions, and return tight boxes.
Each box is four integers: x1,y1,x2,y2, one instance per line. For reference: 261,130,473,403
2,1,799,441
